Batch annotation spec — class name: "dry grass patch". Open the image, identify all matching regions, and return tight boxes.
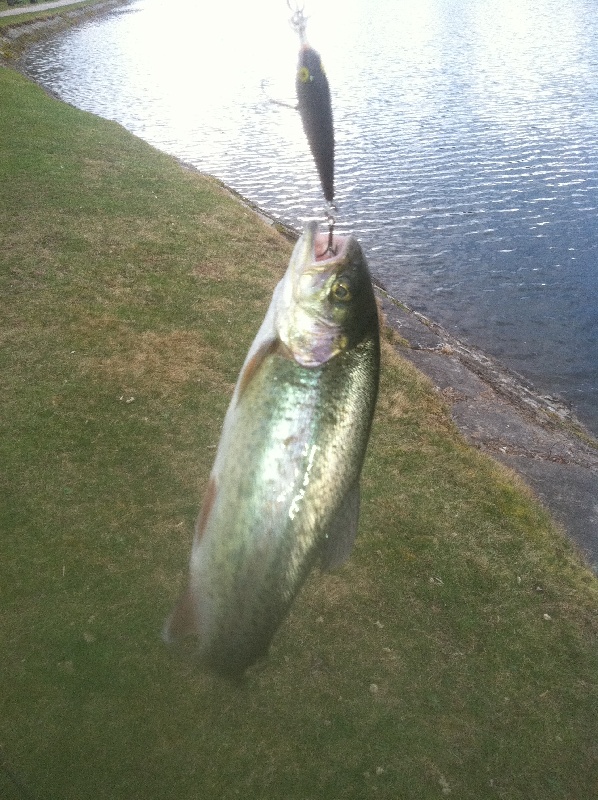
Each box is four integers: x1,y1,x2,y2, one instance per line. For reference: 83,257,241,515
78,325,231,397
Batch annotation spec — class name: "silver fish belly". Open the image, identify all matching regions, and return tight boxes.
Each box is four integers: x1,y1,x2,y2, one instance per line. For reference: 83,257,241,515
163,222,380,676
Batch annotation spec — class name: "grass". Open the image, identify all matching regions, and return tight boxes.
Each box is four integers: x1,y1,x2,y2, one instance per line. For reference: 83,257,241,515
1,64,597,800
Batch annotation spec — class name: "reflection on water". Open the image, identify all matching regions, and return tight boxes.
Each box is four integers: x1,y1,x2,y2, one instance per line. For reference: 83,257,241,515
21,0,598,432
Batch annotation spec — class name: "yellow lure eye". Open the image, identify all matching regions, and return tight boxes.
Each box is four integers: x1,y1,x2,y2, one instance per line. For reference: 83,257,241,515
330,281,352,302
298,66,311,83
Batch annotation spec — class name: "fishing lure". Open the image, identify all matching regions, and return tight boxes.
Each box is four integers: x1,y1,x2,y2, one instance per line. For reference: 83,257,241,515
289,1,335,234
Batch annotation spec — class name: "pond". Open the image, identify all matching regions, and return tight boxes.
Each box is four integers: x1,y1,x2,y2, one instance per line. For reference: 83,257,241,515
21,0,598,433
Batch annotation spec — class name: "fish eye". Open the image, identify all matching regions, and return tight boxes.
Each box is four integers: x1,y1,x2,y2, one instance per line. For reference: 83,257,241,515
298,66,311,83
330,280,352,303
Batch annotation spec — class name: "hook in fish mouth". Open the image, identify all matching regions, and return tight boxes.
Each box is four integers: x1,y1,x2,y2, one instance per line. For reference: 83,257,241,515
307,225,347,266
315,230,336,259
315,208,338,259
326,209,337,257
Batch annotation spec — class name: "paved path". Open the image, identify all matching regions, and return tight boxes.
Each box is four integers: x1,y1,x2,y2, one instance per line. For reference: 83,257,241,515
0,0,92,17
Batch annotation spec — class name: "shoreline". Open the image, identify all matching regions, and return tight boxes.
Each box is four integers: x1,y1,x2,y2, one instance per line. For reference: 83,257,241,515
3,4,597,572
379,291,598,572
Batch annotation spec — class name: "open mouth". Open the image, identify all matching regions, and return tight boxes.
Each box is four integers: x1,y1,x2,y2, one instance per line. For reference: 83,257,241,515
313,230,347,263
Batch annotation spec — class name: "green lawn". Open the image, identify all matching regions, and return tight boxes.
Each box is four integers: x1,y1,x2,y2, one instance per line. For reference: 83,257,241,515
1,65,597,800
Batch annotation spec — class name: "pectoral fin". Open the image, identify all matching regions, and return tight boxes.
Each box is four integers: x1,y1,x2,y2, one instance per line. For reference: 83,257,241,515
236,337,292,404
320,481,361,571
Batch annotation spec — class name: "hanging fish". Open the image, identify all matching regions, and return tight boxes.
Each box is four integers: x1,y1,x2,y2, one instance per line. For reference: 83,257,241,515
290,2,335,205
163,222,380,677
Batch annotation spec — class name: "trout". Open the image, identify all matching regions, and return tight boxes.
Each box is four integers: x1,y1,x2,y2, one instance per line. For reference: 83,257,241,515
163,222,379,676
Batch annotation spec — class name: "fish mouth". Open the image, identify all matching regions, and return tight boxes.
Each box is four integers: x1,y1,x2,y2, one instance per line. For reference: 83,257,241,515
290,220,352,297
314,231,345,262
297,220,349,271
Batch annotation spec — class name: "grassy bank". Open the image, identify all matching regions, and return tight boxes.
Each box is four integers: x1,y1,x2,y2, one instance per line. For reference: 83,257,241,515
1,65,597,800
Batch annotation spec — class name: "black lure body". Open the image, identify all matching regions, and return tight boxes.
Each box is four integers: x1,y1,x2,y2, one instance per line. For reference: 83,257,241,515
296,44,335,204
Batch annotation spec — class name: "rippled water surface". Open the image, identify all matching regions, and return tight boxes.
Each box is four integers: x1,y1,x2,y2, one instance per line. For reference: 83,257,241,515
21,0,598,431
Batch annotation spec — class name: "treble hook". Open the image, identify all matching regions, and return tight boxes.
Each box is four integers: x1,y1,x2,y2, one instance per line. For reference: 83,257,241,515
326,207,337,255
287,0,308,43
315,220,336,259
286,0,305,16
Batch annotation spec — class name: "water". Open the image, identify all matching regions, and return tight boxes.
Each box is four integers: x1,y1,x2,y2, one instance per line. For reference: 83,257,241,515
20,0,598,433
